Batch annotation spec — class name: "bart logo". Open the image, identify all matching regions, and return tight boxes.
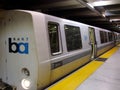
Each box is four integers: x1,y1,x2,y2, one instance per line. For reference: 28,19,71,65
8,38,29,54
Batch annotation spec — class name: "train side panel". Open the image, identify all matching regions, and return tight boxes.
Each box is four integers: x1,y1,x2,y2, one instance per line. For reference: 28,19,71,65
44,15,91,82
95,28,115,56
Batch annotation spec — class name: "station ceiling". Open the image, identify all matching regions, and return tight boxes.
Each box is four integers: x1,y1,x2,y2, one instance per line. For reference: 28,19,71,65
0,0,120,32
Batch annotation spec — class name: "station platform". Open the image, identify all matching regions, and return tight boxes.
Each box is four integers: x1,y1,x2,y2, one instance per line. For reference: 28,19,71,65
46,45,120,90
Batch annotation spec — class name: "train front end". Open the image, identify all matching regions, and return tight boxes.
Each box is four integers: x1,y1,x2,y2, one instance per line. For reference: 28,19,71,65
0,10,40,90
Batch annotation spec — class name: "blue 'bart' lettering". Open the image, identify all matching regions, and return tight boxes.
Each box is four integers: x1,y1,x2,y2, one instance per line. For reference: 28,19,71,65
9,38,29,54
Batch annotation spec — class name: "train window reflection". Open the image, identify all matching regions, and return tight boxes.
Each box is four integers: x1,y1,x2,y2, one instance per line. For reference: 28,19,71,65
64,25,82,52
48,22,60,54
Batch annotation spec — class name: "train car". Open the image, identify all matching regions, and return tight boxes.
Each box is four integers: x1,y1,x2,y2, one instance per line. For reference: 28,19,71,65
0,10,118,90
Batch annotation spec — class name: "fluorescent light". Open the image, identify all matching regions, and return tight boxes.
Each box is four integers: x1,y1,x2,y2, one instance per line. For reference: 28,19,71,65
87,3,94,9
92,1,112,6
102,13,106,17
110,19,120,21
109,19,112,22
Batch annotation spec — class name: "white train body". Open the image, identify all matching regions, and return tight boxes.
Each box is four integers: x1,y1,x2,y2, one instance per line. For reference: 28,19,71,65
0,10,119,90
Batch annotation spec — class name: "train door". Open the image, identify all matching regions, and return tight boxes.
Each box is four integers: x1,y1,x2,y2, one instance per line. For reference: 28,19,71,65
89,27,97,59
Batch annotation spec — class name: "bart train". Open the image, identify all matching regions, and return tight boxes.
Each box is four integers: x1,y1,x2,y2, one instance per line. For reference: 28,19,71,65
0,10,120,90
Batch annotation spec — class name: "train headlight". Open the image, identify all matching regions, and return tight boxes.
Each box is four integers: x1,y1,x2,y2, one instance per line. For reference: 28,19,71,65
21,79,31,89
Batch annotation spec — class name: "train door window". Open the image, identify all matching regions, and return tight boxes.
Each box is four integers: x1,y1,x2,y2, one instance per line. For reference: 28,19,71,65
64,25,82,52
48,22,62,55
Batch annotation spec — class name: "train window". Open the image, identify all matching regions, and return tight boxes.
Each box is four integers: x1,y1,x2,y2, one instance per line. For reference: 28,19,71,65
108,32,113,41
64,25,82,52
115,34,117,40
118,34,120,40
100,31,104,43
104,32,108,42
112,33,115,41
48,22,62,55
100,31,108,43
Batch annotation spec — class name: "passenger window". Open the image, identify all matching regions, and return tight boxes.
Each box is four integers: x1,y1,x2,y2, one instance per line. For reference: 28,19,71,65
100,31,104,43
108,32,113,41
104,32,108,42
64,25,82,52
100,31,109,43
48,22,62,55
115,34,117,40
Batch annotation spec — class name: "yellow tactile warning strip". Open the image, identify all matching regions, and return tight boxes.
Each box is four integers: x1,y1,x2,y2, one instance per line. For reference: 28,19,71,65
47,46,119,90
47,61,103,90
100,46,119,58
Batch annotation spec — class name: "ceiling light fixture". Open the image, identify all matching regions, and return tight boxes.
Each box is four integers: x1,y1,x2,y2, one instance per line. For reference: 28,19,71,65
109,19,112,22
87,3,94,9
92,1,112,6
110,19,120,22
102,13,106,17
